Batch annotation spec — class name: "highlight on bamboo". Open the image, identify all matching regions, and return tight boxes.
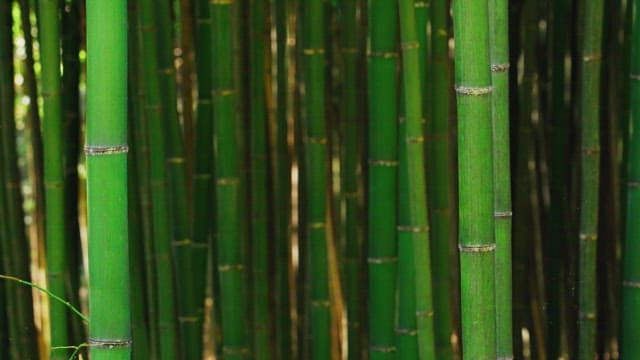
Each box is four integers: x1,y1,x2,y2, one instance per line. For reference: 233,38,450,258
2,0,638,358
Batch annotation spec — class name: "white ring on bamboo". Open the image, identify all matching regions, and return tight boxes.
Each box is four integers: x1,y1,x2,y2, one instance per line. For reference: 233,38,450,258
216,177,240,185
303,48,325,55
458,243,496,252
222,346,250,354
629,73,640,80
454,85,493,96
308,222,326,229
582,54,602,62
218,264,244,272
84,145,129,155
579,311,596,320
491,63,510,72
370,346,397,353
627,181,640,188
368,50,398,58
367,256,398,264
395,328,418,336
579,233,598,241
89,338,132,348
311,300,331,307
397,225,430,233
494,211,513,218
416,310,434,318
623,280,640,288
368,159,398,167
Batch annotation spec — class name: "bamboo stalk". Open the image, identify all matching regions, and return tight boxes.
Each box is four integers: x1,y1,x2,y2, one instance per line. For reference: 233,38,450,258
211,0,251,357
85,0,131,358
452,0,497,357
367,0,399,357
577,0,604,357
488,0,512,356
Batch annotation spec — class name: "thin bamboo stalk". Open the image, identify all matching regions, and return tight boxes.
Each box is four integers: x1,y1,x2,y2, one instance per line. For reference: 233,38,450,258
367,0,399,357
37,1,70,357
85,0,131,358
577,0,604,357
452,0,497,357
211,0,251,357
488,0,512,356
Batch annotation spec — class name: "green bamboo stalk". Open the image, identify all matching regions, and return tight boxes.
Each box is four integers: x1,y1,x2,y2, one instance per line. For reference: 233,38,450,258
338,0,362,356
139,0,180,356
37,1,70,357
271,0,292,357
300,0,331,357
86,0,131,358
428,0,455,356
211,0,250,358
452,0,497,357
248,0,271,358
0,39,38,360
192,0,215,357
367,0,399,357
154,1,195,356
488,0,512,356
577,0,604,357
621,0,640,357
398,0,436,357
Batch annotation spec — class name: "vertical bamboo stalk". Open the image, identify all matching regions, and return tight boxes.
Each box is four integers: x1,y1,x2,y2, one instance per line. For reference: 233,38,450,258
367,0,399,357
452,0,497,357
211,0,251,358
37,1,70,357
488,0,512,356
86,0,131,358
577,0,604,357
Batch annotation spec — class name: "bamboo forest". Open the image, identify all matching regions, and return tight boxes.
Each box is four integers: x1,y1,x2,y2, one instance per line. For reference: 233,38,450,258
1,0,639,359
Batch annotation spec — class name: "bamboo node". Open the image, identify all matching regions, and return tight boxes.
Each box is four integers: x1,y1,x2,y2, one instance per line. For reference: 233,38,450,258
159,67,174,75
303,48,325,55
629,73,640,80
454,85,493,96
222,346,250,355
395,327,418,336
367,50,398,58
178,316,199,323
172,239,192,247
370,346,397,353
578,311,596,320
218,264,244,272
367,256,398,264
582,54,602,62
579,233,598,242
458,243,496,253
216,177,240,185
167,157,185,164
494,211,513,218
308,222,326,229
304,136,327,145
623,280,640,289
497,357,515,360
89,338,132,348
84,145,129,156
212,89,236,97
406,136,425,144
368,159,398,167
401,41,420,51
414,1,430,7
416,310,434,318
341,47,359,54
491,63,510,72
397,225,430,233
311,300,331,307
581,146,600,155
44,181,64,189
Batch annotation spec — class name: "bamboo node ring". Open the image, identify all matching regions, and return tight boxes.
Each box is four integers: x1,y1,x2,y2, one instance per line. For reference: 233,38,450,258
370,346,397,353
178,316,199,323
89,338,132,348
160,67,174,75
578,311,596,320
581,146,600,155
367,256,398,264
401,41,420,51
304,136,327,145
194,173,213,180
414,1,430,7
308,222,326,229
211,0,234,5
303,48,325,55
368,50,398,58
582,54,602,62
212,89,236,97
84,145,129,155
629,181,640,188
216,177,240,185
167,157,185,164
497,357,515,360
494,211,513,218
406,136,425,144
623,280,640,288
343,191,358,199
455,85,493,96
629,73,640,80
311,300,331,307
395,327,418,336
491,63,510,72
579,233,598,241
222,346,250,355
397,225,430,233
416,310,434,318
196,18,213,25
218,264,244,272
172,239,192,247
341,47,359,54
458,243,496,253
368,159,398,167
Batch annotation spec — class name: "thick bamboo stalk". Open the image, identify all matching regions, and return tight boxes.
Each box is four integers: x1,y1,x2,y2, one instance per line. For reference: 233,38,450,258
488,0,512,356
428,0,455,356
367,0,399,357
248,0,272,358
577,0,604,357
0,3,39,359
452,0,497,357
621,0,640,357
85,0,131,358
300,0,331,357
211,0,251,358
139,0,180,356
37,1,70,357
